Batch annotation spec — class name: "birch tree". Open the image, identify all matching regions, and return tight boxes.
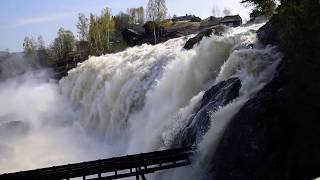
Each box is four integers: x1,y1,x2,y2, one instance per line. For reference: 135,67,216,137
101,8,115,53
88,8,115,55
76,13,89,41
146,0,167,43
127,7,145,25
23,37,38,55
51,28,75,60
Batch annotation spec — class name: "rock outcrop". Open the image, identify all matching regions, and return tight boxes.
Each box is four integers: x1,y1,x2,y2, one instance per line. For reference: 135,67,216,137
209,1,320,179
171,77,241,147
184,25,226,50
256,15,280,46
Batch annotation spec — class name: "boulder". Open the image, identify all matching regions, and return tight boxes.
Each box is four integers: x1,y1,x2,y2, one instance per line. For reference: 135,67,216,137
171,77,241,147
184,25,226,50
257,14,281,46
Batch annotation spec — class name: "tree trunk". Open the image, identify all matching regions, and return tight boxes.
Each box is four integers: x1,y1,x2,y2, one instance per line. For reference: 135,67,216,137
153,26,157,44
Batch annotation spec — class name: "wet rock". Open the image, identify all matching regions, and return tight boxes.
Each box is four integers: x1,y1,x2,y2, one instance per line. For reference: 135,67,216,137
184,25,226,50
209,63,320,180
172,77,241,147
257,15,280,46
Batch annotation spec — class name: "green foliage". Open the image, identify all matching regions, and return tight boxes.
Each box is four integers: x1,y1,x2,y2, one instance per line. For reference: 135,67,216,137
23,37,38,55
88,8,116,55
76,13,89,41
114,12,130,31
127,7,145,25
22,36,50,66
144,21,161,35
146,0,168,43
36,36,50,66
241,0,277,18
190,17,202,22
161,19,173,28
51,28,76,60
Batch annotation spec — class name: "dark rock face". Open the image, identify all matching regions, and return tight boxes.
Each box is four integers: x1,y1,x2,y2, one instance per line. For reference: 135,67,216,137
208,2,320,178
184,29,213,50
184,25,226,50
257,15,280,46
209,61,320,180
171,77,241,147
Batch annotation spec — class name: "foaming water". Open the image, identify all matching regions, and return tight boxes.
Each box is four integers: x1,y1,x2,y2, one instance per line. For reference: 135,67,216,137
0,23,282,179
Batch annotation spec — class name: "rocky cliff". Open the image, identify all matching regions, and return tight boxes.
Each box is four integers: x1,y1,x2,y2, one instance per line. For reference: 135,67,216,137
208,0,320,179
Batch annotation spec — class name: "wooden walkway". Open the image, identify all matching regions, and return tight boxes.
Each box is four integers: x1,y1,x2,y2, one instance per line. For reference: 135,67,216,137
0,147,193,180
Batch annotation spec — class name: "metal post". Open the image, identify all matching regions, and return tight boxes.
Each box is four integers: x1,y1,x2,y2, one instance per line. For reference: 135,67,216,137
135,167,140,180
140,174,147,180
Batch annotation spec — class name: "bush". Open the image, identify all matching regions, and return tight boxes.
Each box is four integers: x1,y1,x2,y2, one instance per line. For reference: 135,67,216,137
143,21,164,37
191,17,202,22
241,0,277,18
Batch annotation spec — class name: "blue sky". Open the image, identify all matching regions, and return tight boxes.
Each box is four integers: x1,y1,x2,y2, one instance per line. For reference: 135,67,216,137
0,0,252,52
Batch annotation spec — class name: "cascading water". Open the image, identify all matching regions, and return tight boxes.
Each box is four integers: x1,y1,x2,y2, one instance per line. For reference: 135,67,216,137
0,22,282,179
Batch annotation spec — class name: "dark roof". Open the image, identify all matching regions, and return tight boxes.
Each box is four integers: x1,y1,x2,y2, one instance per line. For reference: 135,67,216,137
201,15,242,27
129,24,145,34
123,29,143,38
221,15,242,23
172,15,195,21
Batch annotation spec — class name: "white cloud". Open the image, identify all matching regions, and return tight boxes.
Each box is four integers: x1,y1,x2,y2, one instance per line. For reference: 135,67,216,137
0,12,76,29
17,12,76,26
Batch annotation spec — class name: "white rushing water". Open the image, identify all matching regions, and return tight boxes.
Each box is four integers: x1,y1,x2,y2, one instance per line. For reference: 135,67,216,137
0,23,282,179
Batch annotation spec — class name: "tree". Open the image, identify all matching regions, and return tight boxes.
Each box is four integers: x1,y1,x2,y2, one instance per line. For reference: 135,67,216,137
147,0,167,22
137,7,145,25
127,7,145,25
37,36,45,50
51,28,75,60
127,8,137,24
115,12,130,31
88,14,101,55
37,36,49,66
146,0,167,43
88,8,115,55
101,7,115,52
241,0,277,18
23,36,38,55
76,13,89,41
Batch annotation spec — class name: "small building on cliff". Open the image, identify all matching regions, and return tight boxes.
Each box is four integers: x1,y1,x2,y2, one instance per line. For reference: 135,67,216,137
201,15,242,28
122,29,143,46
172,14,195,22
220,15,242,27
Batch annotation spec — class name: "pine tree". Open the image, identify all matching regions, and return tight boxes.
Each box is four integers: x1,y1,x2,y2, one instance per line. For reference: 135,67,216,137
241,0,277,18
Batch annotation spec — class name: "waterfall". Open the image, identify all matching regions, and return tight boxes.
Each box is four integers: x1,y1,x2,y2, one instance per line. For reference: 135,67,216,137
0,22,282,179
